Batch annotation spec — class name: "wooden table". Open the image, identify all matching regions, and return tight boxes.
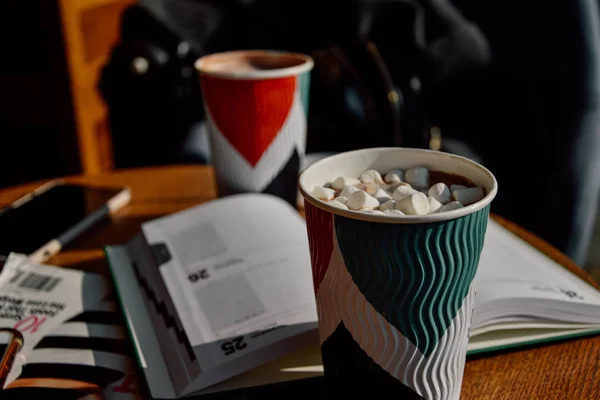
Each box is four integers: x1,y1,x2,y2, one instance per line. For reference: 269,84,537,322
1,165,599,400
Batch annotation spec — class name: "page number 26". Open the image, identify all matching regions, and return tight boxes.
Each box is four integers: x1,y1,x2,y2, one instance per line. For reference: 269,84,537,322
221,336,247,356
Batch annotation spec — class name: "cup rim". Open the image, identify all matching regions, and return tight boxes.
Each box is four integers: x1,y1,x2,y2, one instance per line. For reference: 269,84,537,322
194,50,314,80
299,147,498,224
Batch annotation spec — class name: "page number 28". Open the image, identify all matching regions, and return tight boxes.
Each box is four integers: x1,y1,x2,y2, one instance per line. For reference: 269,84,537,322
221,336,247,356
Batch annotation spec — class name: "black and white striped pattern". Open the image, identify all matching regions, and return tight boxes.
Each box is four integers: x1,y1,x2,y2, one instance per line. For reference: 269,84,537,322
9,270,62,292
3,300,141,400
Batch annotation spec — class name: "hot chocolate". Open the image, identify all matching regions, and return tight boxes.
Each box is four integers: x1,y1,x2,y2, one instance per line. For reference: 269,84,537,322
310,167,485,216
196,51,309,76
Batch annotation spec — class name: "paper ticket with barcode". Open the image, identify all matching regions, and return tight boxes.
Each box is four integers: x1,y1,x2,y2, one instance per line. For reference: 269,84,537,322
0,253,112,385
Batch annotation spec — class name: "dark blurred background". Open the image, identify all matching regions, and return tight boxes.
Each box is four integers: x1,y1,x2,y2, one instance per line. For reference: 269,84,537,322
1,0,600,272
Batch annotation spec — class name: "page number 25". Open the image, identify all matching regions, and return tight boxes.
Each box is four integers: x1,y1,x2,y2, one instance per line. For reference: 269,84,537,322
221,336,247,356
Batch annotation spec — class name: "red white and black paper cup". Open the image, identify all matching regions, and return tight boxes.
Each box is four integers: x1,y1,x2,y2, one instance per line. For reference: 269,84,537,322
196,50,313,206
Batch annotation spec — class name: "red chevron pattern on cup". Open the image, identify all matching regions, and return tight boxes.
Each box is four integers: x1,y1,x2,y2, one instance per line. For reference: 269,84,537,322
201,75,296,167
201,76,306,195
304,201,334,293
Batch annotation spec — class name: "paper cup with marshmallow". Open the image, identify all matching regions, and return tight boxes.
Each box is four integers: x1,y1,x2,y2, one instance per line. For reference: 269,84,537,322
299,147,497,399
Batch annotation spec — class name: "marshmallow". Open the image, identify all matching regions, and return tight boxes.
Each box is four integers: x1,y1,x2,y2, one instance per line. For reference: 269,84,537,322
334,196,348,205
332,176,360,190
312,186,336,201
428,196,443,214
379,199,396,211
363,210,385,215
452,187,484,206
356,182,379,195
347,191,380,210
340,185,360,199
359,170,384,184
392,185,417,201
383,209,405,216
450,184,467,192
439,201,464,212
395,192,429,215
382,182,407,194
405,167,429,188
374,188,392,203
384,169,405,183
428,182,451,205
328,200,348,210
316,166,484,217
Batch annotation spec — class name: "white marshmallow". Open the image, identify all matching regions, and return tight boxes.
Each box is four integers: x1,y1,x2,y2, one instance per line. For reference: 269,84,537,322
405,167,429,188
363,210,385,215
359,169,384,184
374,188,392,203
328,200,348,210
384,183,411,196
395,192,429,215
347,191,380,210
332,176,360,190
312,186,336,201
383,209,405,216
382,183,400,194
334,196,348,205
428,182,451,204
452,187,484,206
450,184,467,192
392,185,417,201
439,201,464,212
427,196,443,214
340,185,360,199
379,199,396,211
356,182,379,195
384,169,405,183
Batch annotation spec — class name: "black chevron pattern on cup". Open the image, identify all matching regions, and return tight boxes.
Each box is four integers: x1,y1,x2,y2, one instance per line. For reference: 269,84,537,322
320,322,424,399
260,148,300,207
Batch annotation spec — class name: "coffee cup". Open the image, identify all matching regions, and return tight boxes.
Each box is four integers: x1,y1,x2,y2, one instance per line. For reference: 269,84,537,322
299,147,497,399
195,50,313,207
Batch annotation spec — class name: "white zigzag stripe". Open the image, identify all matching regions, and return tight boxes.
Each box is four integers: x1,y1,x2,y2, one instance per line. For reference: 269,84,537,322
314,239,343,345
205,88,306,192
315,231,475,400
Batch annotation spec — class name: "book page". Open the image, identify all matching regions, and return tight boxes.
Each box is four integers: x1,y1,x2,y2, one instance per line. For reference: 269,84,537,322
0,254,128,396
4,295,142,399
141,194,318,372
475,220,600,307
0,254,114,387
468,325,600,353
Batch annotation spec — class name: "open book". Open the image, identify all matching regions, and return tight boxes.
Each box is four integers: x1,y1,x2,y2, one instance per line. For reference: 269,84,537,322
105,193,600,399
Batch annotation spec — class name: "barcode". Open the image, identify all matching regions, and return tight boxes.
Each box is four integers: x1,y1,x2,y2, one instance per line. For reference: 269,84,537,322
10,270,62,292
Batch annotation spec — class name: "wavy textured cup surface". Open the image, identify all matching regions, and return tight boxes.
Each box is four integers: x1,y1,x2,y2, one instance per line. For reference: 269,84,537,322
195,50,313,207
299,148,497,399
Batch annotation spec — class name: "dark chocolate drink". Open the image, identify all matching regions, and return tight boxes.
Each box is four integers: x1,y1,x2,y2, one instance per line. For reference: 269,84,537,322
428,170,475,189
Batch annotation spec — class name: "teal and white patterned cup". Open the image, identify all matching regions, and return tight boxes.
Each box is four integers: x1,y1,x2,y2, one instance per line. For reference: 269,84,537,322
299,148,497,399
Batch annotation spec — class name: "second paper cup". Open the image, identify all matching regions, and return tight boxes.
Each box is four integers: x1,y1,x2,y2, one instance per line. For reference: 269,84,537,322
299,147,497,399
